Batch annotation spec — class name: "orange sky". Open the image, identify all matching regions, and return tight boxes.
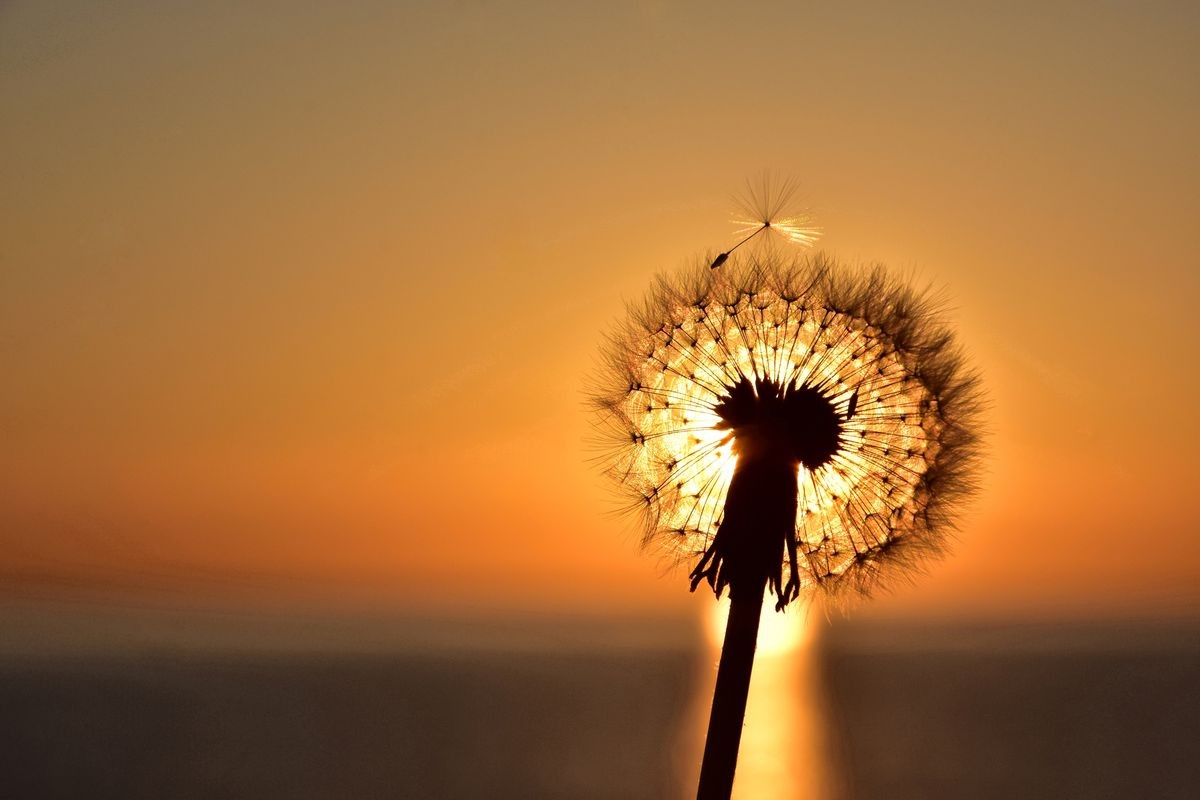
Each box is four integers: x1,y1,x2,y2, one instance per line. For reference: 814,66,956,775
2,2,1198,620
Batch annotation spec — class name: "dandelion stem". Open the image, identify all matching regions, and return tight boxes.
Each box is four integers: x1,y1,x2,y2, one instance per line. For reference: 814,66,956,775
695,578,766,800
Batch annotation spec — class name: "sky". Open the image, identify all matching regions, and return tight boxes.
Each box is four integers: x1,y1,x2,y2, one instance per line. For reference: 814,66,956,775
2,1,1198,621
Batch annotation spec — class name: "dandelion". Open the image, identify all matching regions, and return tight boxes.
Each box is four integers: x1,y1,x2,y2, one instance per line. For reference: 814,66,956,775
590,242,982,798
593,253,982,606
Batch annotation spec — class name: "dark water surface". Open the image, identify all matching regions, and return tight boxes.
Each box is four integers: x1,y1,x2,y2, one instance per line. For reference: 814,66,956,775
819,622,1200,800
1,648,691,799
1,617,1197,799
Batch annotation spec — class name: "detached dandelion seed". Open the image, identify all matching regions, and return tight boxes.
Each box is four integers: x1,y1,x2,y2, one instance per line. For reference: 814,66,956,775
589,188,983,800
710,174,822,268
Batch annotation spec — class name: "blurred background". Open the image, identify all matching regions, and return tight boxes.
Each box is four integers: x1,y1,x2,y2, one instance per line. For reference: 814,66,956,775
2,1,1198,797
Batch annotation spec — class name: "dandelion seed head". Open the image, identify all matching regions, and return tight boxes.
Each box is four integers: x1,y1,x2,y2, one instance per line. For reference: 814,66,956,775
590,252,983,606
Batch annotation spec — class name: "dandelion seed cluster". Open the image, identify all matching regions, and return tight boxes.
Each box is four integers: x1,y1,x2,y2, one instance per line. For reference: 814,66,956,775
592,253,982,605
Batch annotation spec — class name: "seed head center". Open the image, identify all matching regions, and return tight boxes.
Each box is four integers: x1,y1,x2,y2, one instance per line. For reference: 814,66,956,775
713,377,842,469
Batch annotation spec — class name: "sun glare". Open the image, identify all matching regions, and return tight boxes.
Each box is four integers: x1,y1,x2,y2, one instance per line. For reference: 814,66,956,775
707,597,809,655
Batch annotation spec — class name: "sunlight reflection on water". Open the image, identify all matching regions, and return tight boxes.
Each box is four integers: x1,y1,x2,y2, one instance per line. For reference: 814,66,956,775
678,599,835,799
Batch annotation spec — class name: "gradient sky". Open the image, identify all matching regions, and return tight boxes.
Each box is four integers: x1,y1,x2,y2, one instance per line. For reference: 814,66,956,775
2,1,1198,619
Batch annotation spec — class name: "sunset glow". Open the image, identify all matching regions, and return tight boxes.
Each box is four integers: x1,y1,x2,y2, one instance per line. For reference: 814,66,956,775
0,2,1196,620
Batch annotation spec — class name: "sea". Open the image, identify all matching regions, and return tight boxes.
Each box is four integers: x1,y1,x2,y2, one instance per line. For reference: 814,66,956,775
1,606,1197,799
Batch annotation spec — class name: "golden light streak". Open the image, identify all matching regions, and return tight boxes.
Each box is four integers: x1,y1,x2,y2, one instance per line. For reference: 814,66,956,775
685,600,836,799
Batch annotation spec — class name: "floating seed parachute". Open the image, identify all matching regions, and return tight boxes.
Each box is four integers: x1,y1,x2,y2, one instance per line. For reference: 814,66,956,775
591,253,982,608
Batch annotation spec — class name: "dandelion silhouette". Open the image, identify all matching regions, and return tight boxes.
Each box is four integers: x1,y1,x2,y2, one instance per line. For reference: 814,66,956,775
590,183,982,799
